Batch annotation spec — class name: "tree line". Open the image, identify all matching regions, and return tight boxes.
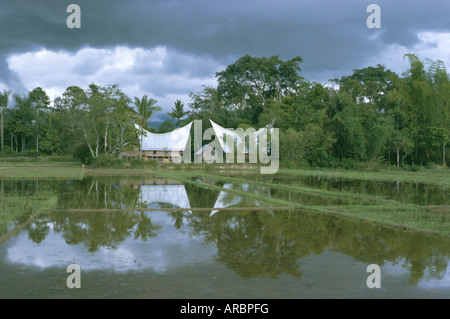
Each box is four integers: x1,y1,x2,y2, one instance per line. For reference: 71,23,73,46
0,53,448,168
189,53,449,168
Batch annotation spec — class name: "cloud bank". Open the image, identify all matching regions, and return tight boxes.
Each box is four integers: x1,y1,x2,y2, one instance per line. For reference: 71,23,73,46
1,0,450,115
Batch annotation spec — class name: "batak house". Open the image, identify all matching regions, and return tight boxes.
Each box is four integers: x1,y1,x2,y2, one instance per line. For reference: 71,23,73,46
196,120,273,163
124,122,193,163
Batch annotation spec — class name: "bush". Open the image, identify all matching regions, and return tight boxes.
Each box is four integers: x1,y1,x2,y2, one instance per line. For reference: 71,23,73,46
91,154,162,169
0,146,14,157
73,144,93,164
335,158,359,170
92,154,123,168
405,164,421,172
24,150,38,158
280,160,309,169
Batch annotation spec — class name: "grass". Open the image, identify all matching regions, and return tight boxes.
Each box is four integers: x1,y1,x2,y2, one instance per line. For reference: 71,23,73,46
276,167,450,187
325,204,450,237
165,170,397,204
0,161,84,180
84,168,156,177
0,194,58,242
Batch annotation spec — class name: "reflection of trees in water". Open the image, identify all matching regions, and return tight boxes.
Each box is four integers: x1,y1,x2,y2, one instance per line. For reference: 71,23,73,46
9,177,158,253
289,175,449,206
49,211,138,253
213,212,303,279
321,218,450,286
25,217,50,244
168,211,187,230
134,212,161,241
187,209,450,284
56,176,143,210
4,177,449,285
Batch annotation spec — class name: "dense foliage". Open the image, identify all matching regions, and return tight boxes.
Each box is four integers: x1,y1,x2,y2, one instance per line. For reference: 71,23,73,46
189,54,449,168
0,53,448,168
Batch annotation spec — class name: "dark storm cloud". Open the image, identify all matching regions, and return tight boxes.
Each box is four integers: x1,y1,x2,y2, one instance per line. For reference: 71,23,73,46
1,0,450,89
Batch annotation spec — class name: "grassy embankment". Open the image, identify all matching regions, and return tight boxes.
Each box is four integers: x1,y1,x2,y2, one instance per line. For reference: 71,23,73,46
0,194,58,244
0,159,81,241
0,161,84,180
0,160,448,237
276,168,450,187
153,168,450,237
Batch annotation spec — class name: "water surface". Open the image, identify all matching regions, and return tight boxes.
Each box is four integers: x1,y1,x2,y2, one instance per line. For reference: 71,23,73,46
0,177,449,298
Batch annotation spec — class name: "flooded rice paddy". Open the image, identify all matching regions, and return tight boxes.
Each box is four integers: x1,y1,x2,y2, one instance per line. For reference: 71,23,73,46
0,174,449,298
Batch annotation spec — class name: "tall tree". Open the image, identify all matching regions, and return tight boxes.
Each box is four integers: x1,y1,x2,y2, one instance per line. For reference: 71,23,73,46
168,100,189,127
400,54,448,165
110,97,135,158
335,64,396,107
12,94,34,153
216,55,304,124
28,87,50,154
133,95,162,159
0,90,11,153
427,59,450,165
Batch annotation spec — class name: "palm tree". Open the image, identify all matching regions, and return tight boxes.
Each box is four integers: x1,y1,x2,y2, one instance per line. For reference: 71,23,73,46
168,100,189,127
133,95,162,159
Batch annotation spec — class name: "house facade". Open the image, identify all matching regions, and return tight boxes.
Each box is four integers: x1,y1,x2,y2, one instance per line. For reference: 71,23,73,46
123,121,192,162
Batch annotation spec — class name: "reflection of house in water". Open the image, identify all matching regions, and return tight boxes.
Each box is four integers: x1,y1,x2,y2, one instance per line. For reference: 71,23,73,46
124,179,271,215
136,181,241,214
210,184,241,216
140,185,191,210
203,183,271,217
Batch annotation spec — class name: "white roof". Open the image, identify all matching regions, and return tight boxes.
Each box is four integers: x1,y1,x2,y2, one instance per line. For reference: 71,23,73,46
135,122,192,151
209,120,240,153
201,120,271,154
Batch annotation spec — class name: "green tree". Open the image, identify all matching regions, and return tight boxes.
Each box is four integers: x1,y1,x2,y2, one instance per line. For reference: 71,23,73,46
110,97,136,158
400,54,449,166
12,94,34,153
29,87,50,154
333,65,399,164
216,55,304,124
54,86,88,155
428,60,450,166
168,100,189,127
133,95,162,159
99,84,131,154
0,90,11,153
335,64,396,108
189,86,242,128
158,119,175,133
328,92,366,161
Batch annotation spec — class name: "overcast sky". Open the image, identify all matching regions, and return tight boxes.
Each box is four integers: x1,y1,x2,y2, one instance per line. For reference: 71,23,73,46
1,0,450,120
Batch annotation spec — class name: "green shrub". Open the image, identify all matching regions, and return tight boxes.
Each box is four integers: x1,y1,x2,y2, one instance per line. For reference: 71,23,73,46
92,154,123,168
73,144,93,164
339,158,358,170
24,150,38,158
